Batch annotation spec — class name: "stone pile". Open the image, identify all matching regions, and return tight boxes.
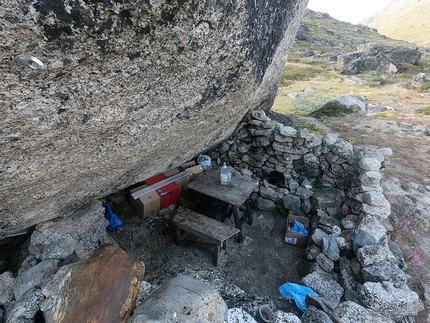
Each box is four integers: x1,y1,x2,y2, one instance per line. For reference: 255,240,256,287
206,110,424,322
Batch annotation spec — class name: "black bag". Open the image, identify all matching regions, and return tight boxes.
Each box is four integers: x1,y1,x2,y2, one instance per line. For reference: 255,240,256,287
268,171,285,186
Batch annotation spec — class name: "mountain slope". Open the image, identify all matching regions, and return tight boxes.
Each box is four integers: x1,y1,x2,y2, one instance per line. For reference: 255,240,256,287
363,0,430,46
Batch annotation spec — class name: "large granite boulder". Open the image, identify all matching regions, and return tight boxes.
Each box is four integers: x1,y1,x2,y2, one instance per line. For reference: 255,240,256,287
332,301,396,323
128,275,227,323
360,282,424,320
44,244,145,323
0,0,308,237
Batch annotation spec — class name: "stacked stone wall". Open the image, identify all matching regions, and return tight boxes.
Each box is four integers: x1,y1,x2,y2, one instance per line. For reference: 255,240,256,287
206,110,423,322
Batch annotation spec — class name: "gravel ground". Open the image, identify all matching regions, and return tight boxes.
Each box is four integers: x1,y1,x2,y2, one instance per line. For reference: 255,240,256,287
110,189,309,317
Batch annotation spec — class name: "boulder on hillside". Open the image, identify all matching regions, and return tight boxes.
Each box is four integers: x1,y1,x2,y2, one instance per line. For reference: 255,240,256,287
337,52,365,74
358,43,422,65
296,24,309,40
410,73,427,88
364,53,403,74
335,96,368,114
338,43,422,75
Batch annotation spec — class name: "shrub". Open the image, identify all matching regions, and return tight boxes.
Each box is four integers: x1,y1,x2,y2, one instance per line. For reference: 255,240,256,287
414,106,430,115
292,91,337,114
309,100,353,119
419,82,430,92
281,66,324,85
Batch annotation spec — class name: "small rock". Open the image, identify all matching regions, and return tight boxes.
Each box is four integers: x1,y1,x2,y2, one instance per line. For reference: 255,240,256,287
358,157,383,171
362,260,411,286
302,271,344,311
332,301,396,323
321,235,340,261
0,271,15,306
13,259,60,300
356,245,388,267
272,311,301,323
353,230,377,253
5,288,45,323
257,197,277,211
225,308,257,323
323,133,338,146
316,253,334,272
301,305,334,323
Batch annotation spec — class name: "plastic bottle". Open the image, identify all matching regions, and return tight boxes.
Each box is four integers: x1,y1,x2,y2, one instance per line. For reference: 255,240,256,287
220,162,228,185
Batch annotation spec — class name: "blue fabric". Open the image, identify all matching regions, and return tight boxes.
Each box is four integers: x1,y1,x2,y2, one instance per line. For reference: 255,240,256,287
102,201,123,231
291,220,308,235
279,282,318,312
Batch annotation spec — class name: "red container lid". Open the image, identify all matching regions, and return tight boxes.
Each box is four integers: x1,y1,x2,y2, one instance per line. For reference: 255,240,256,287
156,182,179,195
145,173,167,186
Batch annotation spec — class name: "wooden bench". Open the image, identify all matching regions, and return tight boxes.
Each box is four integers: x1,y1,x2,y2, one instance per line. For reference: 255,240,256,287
173,206,240,266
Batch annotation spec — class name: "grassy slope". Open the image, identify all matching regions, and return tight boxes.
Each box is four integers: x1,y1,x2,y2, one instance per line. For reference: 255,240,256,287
272,10,430,116
363,0,430,46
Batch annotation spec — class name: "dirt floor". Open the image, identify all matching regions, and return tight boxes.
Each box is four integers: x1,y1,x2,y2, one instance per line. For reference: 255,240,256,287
110,189,309,315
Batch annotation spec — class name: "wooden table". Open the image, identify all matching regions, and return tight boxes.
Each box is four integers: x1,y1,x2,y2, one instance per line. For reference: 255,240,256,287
187,168,259,243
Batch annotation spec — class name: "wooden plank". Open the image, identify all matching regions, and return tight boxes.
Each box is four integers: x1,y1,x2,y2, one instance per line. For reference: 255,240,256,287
187,168,258,207
131,170,192,199
173,207,240,243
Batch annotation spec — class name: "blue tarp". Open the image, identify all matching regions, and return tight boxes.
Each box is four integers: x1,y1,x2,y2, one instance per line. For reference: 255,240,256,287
279,282,318,312
291,220,308,235
102,201,123,231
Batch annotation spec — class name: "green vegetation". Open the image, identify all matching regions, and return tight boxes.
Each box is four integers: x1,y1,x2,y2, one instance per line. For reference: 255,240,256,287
309,101,353,119
414,106,430,115
419,82,430,92
280,66,326,86
292,91,337,115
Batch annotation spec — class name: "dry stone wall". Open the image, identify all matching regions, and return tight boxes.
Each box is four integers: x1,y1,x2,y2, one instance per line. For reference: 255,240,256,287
0,0,308,237
206,110,424,322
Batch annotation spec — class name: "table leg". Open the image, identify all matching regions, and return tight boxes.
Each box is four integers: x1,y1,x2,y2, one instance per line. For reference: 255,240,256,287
244,199,253,225
232,206,244,243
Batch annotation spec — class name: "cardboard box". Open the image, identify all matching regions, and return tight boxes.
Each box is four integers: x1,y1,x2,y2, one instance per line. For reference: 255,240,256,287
156,183,180,209
175,174,190,192
180,160,197,170
144,173,167,185
163,167,180,178
284,215,310,248
129,185,161,218
188,165,204,181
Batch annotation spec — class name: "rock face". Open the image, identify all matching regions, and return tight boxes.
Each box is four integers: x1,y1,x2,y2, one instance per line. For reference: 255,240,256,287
0,0,308,237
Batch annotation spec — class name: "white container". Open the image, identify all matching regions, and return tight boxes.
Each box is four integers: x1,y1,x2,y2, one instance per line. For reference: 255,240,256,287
220,162,228,185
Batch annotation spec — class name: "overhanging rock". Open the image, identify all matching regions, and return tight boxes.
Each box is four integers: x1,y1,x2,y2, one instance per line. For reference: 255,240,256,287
0,0,308,237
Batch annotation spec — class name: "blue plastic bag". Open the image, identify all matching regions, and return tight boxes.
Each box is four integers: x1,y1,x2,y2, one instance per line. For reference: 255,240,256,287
102,201,123,231
279,282,318,312
291,220,308,235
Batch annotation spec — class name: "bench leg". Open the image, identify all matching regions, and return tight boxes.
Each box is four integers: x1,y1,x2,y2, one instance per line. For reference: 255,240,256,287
213,241,226,266
175,227,187,244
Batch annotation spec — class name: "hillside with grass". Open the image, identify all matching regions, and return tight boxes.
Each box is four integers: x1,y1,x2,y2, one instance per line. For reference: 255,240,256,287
273,9,430,118
362,0,430,47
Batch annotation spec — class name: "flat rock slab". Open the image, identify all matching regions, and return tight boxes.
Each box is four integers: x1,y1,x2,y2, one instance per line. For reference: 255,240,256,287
51,244,145,323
